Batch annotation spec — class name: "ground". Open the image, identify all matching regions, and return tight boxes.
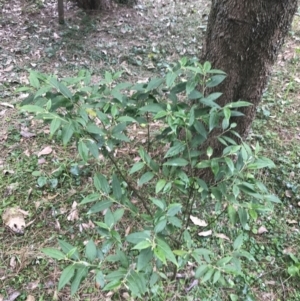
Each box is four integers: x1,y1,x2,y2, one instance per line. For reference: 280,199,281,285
0,0,300,300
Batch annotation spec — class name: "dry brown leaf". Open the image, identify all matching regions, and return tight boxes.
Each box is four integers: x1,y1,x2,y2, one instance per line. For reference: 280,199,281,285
26,280,39,290
286,219,298,224
257,226,268,234
25,295,35,301
38,146,52,157
215,233,230,241
198,230,212,237
2,207,27,234
20,130,36,138
285,190,293,198
10,256,16,269
4,65,14,72
67,201,79,221
5,291,20,301
190,215,207,227
0,102,14,108
38,158,46,164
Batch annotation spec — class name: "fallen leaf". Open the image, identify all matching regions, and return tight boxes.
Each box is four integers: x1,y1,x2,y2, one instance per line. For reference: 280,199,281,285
21,130,36,138
285,190,293,198
190,215,207,227
4,65,14,72
286,219,297,224
2,207,28,234
38,158,46,164
38,146,52,157
26,295,35,301
0,102,14,108
24,149,31,157
26,280,39,290
67,201,79,221
215,233,230,241
5,291,21,301
10,256,17,269
53,32,60,39
198,230,212,237
257,226,268,234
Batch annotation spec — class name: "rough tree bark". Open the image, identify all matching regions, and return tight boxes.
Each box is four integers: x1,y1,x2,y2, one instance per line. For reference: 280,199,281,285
202,0,297,147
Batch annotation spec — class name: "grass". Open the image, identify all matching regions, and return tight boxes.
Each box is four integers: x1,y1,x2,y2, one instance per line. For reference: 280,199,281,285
1,0,300,300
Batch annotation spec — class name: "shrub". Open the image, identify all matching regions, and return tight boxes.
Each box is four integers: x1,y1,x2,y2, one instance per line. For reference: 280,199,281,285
19,58,279,298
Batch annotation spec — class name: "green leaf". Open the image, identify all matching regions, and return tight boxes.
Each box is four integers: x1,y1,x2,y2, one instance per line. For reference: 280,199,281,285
86,123,105,135
139,104,164,113
29,72,40,89
238,208,248,229
193,120,207,138
227,205,237,225
166,72,177,88
207,74,226,88
154,246,166,264
156,237,178,267
58,82,73,99
209,109,218,132
112,174,122,200
146,77,164,91
201,93,222,108
132,240,152,250
233,234,244,250
87,200,112,214
202,268,214,283
264,194,281,203
71,266,88,296
86,140,99,159
247,157,276,169
137,248,153,271
164,142,186,158
126,271,147,297
78,140,89,162
21,105,45,113
95,270,105,288
206,146,213,158
58,240,80,260
163,158,189,167
138,171,154,186
103,280,122,291
42,248,65,260
195,264,208,278
150,197,166,210
117,116,136,123
94,173,110,194
58,265,76,291
155,179,166,194
213,270,221,283
126,231,151,244
80,193,100,205
85,240,97,261
111,122,127,135
224,157,234,173
62,123,74,146
225,101,252,108
154,218,167,233
50,118,62,137
167,203,182,216
129,162,145,174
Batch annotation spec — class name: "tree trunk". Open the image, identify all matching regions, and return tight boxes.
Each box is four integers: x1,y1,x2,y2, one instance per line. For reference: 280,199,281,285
58,0,64,24
202,0,297,142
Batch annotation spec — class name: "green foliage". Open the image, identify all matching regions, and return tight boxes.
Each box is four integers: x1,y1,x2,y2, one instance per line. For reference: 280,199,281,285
19,58,279,298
